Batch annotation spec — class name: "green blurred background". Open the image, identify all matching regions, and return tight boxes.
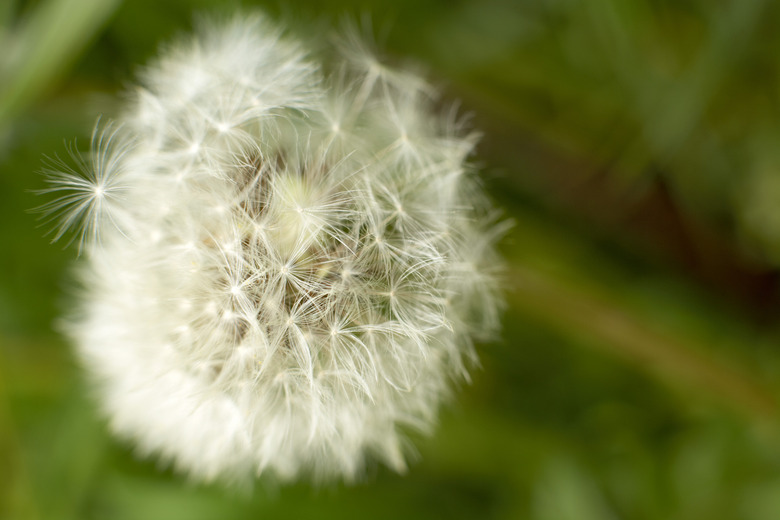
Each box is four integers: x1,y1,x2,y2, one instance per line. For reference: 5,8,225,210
4,0,780,518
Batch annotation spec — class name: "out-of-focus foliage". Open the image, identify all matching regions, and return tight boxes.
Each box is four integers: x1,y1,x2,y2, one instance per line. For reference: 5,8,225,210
4,0,780,519
0,0,120,142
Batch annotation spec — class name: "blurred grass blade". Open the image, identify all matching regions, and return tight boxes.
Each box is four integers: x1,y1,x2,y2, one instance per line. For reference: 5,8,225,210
532,459,619,520
511,262,779,423
0,0,121,127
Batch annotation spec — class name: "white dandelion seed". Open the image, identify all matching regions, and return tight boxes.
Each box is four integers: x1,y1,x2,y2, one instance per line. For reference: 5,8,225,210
40,13,506,484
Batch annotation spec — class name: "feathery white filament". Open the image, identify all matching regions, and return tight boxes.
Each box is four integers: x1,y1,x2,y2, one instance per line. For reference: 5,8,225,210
42,14,504,483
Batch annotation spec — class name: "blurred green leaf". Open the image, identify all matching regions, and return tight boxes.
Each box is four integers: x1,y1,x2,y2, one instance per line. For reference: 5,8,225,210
0,0,121,130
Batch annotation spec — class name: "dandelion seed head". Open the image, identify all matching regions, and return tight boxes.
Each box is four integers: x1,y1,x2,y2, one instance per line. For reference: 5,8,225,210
40,13,505,484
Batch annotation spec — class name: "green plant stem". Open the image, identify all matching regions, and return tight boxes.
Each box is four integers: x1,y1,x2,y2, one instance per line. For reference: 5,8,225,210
509,263,779,423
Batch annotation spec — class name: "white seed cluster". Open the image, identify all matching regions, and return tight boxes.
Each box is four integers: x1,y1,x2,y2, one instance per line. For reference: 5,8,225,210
44,15,504,483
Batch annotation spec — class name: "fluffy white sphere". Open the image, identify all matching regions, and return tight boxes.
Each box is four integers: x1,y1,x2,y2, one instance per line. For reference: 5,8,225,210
42,14,504,483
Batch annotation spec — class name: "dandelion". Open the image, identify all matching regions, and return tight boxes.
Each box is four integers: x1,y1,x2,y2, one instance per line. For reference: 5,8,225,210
40,14,505,483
